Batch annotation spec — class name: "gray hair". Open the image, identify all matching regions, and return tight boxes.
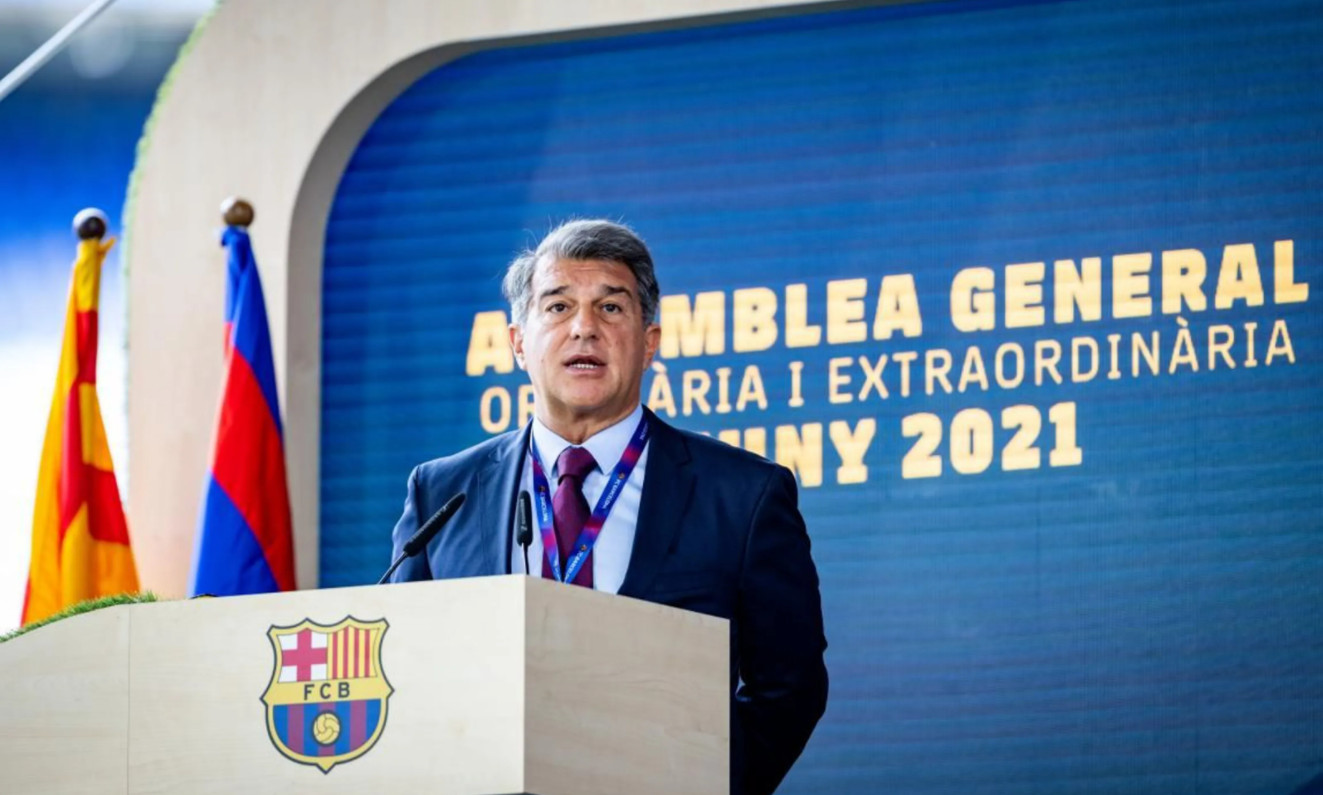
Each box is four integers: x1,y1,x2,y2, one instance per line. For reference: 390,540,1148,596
502,219,660,327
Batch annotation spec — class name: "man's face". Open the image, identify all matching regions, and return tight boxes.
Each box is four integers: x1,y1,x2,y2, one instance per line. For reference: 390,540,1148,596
510,257,661,428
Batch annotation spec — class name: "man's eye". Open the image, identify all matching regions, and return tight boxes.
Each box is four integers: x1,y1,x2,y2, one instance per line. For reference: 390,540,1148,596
602,303,621,313
547,302,568,313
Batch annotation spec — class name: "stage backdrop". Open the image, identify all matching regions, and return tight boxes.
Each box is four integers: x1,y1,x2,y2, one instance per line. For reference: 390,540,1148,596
319,0,1321,792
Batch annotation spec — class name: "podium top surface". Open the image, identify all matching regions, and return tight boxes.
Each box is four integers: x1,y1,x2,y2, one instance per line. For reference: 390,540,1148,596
1,575,729,795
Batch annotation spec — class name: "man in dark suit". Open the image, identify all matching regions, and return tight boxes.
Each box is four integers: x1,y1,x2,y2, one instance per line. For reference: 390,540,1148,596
390,220,827,795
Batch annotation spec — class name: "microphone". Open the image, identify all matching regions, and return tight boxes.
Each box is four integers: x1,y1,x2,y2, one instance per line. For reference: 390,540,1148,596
378,492,466,584
516,491,533,574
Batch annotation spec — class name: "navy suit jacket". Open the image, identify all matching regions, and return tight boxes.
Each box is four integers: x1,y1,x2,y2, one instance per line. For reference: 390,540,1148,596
390,409,828,795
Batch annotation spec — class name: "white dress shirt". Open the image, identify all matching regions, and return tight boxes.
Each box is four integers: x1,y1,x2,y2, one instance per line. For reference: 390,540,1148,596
511,405,649,594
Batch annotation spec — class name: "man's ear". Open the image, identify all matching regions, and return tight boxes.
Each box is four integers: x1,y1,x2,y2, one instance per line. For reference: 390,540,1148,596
509,323,527,371
642,322,661,370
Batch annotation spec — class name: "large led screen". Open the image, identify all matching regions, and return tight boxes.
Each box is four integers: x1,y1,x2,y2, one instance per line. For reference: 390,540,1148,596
321,1,1322,791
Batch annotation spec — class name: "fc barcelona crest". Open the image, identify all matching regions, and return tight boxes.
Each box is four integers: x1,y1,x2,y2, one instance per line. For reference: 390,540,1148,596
262,617,393,772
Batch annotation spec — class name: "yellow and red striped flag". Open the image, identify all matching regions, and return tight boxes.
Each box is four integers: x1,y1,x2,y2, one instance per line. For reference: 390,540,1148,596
327,626,378,679
22,215,138,625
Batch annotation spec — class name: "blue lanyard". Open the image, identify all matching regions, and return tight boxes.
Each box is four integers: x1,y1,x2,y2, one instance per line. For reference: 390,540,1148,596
528,415,649,583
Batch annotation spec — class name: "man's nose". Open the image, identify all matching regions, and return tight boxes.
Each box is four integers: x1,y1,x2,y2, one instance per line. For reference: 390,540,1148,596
570,306,600,338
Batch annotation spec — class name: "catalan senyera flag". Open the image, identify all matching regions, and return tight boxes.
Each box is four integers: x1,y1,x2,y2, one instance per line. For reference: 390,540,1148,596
22,234,139,626
190,225,296,596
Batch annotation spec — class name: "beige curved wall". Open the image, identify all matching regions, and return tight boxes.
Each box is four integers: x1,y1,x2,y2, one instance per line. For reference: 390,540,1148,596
126,0,845,594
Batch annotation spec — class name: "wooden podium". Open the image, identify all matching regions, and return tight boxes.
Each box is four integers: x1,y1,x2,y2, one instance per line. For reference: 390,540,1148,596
0,576,729,794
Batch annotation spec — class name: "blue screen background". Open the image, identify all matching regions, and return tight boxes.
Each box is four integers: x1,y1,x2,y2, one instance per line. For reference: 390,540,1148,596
322,1,1323,791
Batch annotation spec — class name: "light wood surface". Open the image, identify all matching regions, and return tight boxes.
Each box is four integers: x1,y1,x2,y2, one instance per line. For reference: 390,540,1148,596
0,608,130,794
525,578,729,795
0,576,728,794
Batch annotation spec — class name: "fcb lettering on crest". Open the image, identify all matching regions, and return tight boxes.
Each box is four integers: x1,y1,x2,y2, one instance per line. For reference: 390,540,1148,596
262,617,393,772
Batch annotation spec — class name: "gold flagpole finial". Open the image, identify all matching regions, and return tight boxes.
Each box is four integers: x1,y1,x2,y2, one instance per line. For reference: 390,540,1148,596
73,208,107,240
221,197,255,228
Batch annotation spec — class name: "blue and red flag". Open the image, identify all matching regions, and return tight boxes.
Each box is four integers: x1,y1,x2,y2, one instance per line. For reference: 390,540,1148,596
190,225,296,596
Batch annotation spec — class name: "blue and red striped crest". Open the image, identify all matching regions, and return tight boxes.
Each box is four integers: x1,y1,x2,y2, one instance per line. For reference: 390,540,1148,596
262,617,392,772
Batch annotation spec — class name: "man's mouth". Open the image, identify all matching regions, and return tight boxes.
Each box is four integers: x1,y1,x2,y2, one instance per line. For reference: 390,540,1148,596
564,355,605,370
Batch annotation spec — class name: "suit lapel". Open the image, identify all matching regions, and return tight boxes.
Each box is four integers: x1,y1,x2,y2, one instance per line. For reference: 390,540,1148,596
476,424,530,576
619,410,695,598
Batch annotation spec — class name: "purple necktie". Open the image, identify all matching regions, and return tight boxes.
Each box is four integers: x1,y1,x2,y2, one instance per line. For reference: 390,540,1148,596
544,446,597,588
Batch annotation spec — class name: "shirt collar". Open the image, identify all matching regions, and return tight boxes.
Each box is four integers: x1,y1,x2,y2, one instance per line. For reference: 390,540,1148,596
531,404,645,478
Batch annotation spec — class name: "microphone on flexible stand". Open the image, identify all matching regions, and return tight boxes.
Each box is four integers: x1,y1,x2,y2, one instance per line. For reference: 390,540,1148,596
516,491,533,575
377,492,466,584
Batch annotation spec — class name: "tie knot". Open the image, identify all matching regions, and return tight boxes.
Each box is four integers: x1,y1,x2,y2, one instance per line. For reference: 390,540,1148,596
556,446,597,483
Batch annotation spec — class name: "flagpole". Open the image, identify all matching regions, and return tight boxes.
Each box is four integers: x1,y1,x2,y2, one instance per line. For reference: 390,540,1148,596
0,0,122,104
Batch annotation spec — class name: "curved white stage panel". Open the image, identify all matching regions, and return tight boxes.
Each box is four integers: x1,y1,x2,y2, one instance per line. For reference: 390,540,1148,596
125,0,826,595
